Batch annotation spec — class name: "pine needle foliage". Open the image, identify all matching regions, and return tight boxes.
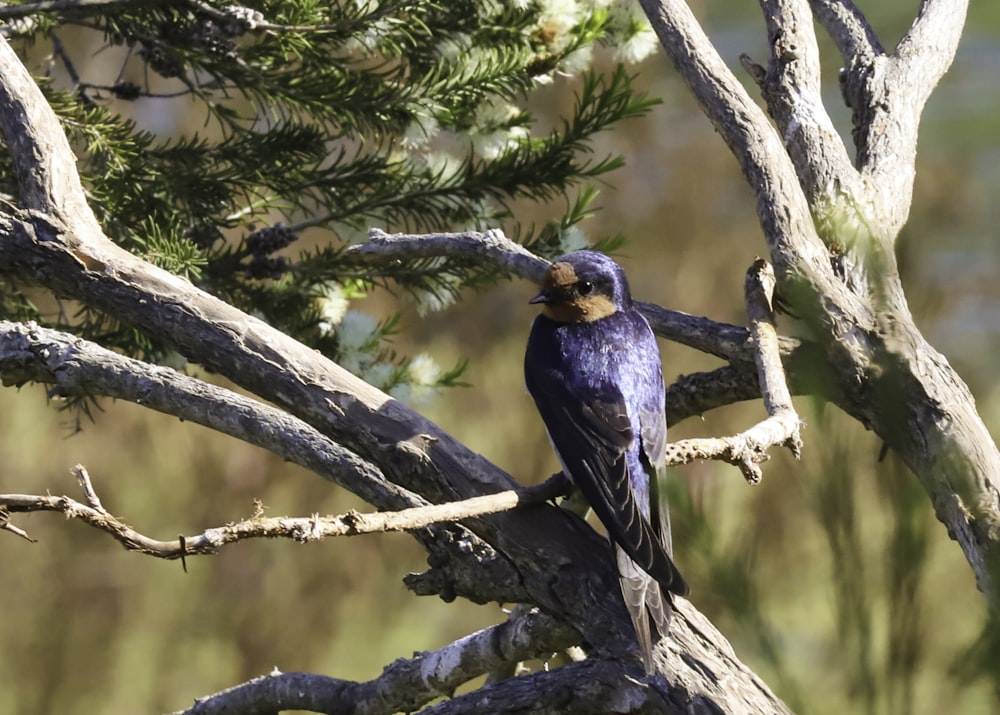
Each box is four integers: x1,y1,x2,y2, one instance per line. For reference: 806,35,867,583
0,0,662,396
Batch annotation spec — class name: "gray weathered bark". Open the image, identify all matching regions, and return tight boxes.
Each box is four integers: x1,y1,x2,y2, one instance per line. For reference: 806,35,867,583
639,0,1000,606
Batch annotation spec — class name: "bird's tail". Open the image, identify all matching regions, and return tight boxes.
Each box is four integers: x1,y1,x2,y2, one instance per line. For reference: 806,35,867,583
617,546,672,674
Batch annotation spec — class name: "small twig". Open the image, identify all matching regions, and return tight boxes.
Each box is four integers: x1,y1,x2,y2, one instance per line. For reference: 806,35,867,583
664,260,802,483
72,464,106,512
50,33,80,88
0,473,571,559
745,259,801,444
0,507,37,542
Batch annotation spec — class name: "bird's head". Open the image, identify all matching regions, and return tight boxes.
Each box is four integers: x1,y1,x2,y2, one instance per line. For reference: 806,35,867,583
529,250,632,323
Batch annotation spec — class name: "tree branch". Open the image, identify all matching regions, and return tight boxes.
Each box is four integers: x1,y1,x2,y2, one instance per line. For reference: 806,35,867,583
0,507,36,542
347,227,796,365
664,260,802,483
0,320,419,512
808,0,884,61
665,364,763,425
0,465,569,559
744,259,802,456
636,0,1000,607
751,0,861,214
859,0,968,239
170,607,579,715
355,226,549,282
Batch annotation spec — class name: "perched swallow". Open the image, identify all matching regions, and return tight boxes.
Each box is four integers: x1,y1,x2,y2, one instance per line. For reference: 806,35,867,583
524,250,688,672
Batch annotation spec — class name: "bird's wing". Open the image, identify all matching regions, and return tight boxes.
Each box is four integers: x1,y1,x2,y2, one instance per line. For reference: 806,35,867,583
526,367,686,596
637,408,679,644
639,405,675,559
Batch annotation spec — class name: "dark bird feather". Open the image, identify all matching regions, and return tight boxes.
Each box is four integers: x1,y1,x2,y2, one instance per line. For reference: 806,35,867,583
524,250,687,673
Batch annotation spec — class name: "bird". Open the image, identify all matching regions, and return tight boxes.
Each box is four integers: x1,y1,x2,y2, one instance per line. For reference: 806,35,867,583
523,249,688,673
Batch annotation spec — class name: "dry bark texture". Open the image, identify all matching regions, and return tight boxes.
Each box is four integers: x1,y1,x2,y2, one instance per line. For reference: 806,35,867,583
0,0,997,713
640,0,1000,605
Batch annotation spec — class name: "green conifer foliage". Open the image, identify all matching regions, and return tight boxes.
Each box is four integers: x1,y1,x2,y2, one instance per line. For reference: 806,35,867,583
0,0,660,397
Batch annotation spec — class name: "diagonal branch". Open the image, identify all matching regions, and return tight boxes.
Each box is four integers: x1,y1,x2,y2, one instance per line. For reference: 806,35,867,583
169,607,578,715
0,319,418,512
808,0,884,61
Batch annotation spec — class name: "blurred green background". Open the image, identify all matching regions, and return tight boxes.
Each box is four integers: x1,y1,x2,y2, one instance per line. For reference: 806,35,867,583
2,2,999,713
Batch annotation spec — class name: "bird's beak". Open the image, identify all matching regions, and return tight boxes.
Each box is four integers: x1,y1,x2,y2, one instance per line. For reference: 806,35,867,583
529,290,550,304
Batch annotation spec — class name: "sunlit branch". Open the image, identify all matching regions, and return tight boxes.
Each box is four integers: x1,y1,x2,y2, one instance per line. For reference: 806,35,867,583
168,607,578,715
0,320,419,512
808,0,884,61
664,260,802,483
348,226,549,283
0,466,570,558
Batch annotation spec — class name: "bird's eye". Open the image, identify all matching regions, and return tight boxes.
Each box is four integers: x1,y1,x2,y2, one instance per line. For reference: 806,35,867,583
578,281,594,296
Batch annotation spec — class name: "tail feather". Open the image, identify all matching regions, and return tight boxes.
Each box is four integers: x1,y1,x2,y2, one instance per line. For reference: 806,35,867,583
617,546,671,673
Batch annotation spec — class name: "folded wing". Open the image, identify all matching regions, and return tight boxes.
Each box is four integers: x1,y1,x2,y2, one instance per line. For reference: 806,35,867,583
526,367,687,596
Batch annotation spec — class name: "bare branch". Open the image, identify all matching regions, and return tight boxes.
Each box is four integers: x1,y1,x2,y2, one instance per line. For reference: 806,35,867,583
894,0,969,102
0,471,568,559
351,227,549,282
72,464,105,512
744,259,802,458
0,320,419,512
413,660,662,715
808,0,884,61
665,365,764,426
828,0,969,239
0,507,36,542
0,33,102,229
754,0,861,211
170,608,578,715
663,261,802,483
